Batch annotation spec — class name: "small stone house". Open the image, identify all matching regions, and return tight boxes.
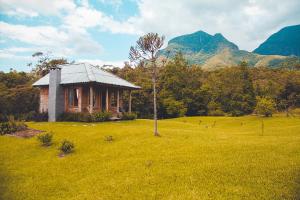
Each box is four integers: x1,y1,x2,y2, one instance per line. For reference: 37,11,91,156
33,63,140,122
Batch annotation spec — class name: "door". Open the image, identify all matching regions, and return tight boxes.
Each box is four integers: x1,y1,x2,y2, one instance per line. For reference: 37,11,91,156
101,91,106,111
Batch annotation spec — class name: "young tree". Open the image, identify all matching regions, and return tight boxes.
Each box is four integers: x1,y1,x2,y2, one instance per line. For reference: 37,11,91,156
129,33,165,136
255,97,276,117
28,52,68,77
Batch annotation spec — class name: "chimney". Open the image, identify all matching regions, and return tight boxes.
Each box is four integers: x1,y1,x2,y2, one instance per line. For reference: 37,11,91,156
48,67,64,122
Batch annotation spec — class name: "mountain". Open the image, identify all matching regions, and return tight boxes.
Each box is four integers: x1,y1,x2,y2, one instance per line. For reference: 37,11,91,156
159,29,300,70
253,24,300,56
166,31,238,54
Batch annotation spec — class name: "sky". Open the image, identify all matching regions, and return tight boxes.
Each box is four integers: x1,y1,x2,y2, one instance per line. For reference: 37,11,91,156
0,0,300,72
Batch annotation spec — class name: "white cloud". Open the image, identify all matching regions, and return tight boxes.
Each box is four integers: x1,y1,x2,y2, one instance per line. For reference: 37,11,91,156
0,0,76,17
130,0,300,51
77,59,125,67
0,52,31,61
0,22,102,58
62,3,141,35
1,0,300,66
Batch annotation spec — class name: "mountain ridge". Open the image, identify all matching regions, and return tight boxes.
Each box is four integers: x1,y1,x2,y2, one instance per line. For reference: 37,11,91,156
159,26,300,69
253,24,300,56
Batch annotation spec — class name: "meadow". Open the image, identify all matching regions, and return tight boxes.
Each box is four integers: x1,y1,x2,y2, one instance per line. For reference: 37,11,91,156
0,116,300,200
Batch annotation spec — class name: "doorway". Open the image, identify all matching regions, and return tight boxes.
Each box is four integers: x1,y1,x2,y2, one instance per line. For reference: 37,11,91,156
101,91,106,111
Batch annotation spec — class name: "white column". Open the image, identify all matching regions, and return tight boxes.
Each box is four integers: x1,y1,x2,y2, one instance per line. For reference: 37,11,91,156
89,86,93,113
106,88,109,111
129,90,132,113
117,90,120,113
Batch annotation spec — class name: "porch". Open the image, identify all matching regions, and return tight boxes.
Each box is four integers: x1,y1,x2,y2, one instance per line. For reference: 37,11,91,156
64,84,132,116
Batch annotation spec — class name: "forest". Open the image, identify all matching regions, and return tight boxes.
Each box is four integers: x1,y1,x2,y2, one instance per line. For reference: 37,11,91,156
0,53,300,120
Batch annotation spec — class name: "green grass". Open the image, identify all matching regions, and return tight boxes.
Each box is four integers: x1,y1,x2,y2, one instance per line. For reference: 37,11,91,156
1,116,300,200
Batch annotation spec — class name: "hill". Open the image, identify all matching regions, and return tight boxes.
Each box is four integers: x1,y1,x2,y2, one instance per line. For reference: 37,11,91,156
159,29,300,70
253,24,300,56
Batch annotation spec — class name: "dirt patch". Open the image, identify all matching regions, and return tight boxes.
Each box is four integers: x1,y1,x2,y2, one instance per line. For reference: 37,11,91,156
11,129,44,138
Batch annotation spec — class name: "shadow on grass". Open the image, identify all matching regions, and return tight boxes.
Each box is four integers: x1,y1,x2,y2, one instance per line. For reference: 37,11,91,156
0,167,9,200
294,171,300,200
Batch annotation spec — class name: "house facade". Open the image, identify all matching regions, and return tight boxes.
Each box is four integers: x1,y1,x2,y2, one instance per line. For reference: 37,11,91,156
33,63,140,122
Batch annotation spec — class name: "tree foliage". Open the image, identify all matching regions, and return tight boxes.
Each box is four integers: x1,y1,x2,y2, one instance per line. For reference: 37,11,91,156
1,52,300,120
0,71,39,118
255,97,276,117
113,53,300,118
29,52,68,77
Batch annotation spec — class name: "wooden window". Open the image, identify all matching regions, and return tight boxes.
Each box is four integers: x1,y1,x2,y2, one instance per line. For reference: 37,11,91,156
68,88,79,107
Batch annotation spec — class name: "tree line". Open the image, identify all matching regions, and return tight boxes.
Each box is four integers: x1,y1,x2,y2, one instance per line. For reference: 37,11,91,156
0,53,300,120
111,53,300,118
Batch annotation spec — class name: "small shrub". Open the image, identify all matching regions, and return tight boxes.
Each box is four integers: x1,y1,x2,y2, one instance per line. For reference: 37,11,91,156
37,133,53,146
162,97,187,118
0,112,48,122
30,112,48,122
60,140,74,154
92,112,112,122
208,109,225,116
207,101,225,116
0,120,27,135
59,112,111,122
104,135,114,142
121,112,137,120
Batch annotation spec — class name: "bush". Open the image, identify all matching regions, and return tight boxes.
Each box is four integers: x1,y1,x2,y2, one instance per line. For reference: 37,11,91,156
60,140,75,154
207,101,225,116
255,97,276,117
104,135,114,142
92,112,112,122
37,133,53,146
27,111,48,122
59,112,111,122
162,98,187,118
208,109,225,116
0,112,48,122
121,112,137,120
58,112,89,122
0,120,27,135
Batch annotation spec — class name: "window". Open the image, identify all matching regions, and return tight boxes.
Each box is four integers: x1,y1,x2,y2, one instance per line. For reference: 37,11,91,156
68,88,78,107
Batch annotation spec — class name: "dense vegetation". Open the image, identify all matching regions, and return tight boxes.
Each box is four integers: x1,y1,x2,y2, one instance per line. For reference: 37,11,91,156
113,54,300,118
1,54,300,120
0,116,299,199
0,70,39,120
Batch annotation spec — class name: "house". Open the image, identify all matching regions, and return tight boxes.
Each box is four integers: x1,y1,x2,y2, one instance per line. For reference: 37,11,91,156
33,63,140,122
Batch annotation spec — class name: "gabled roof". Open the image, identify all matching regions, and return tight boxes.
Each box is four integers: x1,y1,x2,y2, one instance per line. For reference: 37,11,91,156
32,63,140,89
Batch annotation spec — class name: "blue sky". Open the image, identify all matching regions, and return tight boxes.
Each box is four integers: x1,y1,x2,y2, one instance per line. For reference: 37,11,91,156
0,0,300,72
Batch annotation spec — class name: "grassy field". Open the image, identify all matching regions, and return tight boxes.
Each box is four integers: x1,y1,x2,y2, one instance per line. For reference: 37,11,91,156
0,116,300,200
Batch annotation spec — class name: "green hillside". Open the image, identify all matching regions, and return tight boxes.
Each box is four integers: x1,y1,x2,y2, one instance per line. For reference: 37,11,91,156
254,24,300,56
159,29,300,69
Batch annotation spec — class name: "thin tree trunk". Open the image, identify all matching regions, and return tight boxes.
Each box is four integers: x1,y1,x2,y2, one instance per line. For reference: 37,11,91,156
152,55,159,136
153,76,158,136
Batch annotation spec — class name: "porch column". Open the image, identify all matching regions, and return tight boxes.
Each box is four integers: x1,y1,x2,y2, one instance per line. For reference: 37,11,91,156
89,86,93,113
129,90,132,113
78,87,82,112
106,88,109,111
117,90,120,113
